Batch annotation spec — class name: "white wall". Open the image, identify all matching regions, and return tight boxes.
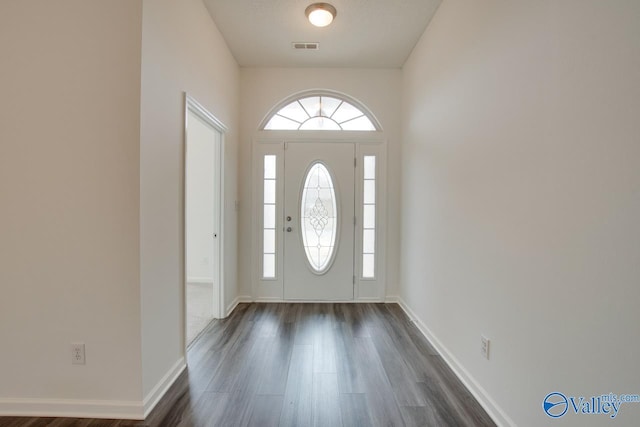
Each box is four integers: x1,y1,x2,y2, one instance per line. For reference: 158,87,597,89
239,68,402,299
401,1,640,426
140,0,239,400
0,0,144,415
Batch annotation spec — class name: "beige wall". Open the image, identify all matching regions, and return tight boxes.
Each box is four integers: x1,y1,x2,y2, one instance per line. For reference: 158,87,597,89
0,0,144,413
238,68,402,299
401,1,640,425
140,0,240,399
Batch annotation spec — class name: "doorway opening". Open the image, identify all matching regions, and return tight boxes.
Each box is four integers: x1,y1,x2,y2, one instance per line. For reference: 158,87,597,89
184,95,225,346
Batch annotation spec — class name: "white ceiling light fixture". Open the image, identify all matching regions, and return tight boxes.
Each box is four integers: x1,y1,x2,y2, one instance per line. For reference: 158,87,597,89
305,3,337,28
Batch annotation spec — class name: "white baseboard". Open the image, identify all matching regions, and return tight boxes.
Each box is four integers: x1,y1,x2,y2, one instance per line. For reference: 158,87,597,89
0,397,144,420
384,295,401,303
225,295,252,316
394,297,515,427
142,357,186,418
253,298,384,303
0,357,187,420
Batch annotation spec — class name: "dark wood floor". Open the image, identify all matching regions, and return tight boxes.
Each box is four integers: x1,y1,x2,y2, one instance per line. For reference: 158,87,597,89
0,303,495,427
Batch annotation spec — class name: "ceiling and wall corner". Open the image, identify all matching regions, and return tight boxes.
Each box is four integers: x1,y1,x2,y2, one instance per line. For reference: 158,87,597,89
202,0,442,68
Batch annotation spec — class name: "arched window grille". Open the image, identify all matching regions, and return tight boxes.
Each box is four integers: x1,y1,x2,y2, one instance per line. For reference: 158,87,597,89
263,95,378,131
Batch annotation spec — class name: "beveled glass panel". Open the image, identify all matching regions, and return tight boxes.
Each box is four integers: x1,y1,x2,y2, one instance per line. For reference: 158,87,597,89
363,229,376,254
278,101,309,123
320,96,342,117
264,204,276,229
363,204,375,229
264,115,299,130
364,156,376,179
300,162,338,273
363,180,375,204
264,179,276,204
299,96,321,117
263,254,275,278
263,229,275,253
264,155,276,179
363,254,375,278
340,115,376,131
299,117,341,131
332,102,363,123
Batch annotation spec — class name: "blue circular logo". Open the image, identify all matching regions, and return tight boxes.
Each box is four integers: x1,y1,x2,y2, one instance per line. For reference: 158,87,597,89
543,392,568,418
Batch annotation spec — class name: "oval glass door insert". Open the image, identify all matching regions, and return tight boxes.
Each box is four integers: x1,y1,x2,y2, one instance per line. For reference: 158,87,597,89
300,162,338,273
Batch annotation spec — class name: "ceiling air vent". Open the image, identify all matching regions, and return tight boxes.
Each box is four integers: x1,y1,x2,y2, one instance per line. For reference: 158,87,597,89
292,42,319,50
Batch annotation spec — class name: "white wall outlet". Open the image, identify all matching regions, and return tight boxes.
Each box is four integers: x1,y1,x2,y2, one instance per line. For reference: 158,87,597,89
71,343,85,365
480,335,490,360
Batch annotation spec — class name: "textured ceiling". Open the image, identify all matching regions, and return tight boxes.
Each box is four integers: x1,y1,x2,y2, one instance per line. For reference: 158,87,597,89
202,0,442,68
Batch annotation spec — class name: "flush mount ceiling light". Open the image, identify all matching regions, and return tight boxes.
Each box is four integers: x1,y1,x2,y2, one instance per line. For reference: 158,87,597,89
305,3,337,27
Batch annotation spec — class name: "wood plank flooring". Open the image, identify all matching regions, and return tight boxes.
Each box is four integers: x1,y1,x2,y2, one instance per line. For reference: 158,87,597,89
0,303,496,427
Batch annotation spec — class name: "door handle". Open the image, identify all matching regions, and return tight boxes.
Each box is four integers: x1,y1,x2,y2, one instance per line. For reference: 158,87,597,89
286,216,292,222
286,227,292,232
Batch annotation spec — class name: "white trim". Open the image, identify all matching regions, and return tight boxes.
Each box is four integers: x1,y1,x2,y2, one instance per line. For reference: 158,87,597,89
225,295,253,316
142,357,186,418
254,299,384,303
0,398,144,420
394,298,515,427
185,94,227,132
0,358,188,420
184,92,226,342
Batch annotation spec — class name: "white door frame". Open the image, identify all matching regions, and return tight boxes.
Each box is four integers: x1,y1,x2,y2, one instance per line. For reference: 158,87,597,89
252,131,387,302
183,94,226,349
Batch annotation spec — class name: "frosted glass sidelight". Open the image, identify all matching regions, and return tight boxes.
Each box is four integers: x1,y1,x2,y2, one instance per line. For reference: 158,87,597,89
362,254,375,278
363,205,376,229
263,254,275,278
264,155,276,179
263,229,276,253
364,156,376,179
363,180,375,204
264,180,276,204
301,162,338,273
363,229,376,254
362,155,376,278
263,155,277,279
264,204,276,229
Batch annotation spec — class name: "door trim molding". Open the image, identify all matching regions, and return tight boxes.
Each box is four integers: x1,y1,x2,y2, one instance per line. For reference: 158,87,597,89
252,137,387,302
183,93,226,351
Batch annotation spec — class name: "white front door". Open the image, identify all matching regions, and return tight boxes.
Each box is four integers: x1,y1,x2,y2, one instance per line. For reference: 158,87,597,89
283,142,355,300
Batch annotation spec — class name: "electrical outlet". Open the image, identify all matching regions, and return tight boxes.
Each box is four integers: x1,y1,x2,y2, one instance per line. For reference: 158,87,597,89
480,336,490,360
71,343,85,365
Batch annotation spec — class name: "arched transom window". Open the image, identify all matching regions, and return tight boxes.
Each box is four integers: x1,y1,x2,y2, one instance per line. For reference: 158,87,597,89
263,95,377,131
